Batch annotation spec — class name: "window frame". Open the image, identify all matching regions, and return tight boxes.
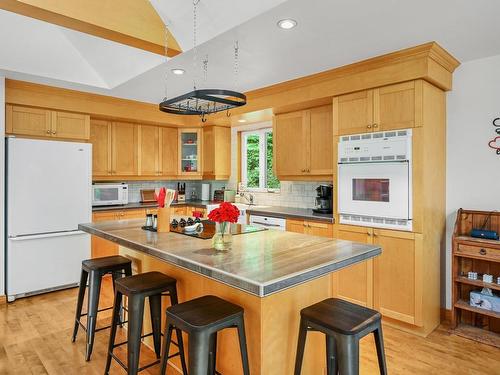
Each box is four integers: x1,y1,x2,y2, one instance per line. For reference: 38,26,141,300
241,127,280,192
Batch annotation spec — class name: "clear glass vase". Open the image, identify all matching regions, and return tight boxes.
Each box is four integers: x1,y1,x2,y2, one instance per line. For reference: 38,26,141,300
212,222,233,251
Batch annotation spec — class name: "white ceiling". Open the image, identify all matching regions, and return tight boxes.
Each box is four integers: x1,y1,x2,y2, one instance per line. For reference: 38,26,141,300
1,0,500,105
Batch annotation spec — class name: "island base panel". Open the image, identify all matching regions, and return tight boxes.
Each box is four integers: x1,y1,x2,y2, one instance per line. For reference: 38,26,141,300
119,246,332,375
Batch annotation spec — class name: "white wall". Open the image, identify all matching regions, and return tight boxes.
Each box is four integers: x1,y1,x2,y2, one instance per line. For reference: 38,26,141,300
445,54,500,308
0,76,5,296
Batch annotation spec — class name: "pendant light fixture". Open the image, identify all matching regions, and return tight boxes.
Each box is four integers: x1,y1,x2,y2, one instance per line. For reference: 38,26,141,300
159,0,246,122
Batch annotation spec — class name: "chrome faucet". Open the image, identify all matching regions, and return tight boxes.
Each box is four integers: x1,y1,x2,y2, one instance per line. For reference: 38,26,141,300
241,192,255,205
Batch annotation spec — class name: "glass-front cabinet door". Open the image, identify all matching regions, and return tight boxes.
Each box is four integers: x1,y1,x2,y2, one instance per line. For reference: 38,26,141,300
178,128,202,176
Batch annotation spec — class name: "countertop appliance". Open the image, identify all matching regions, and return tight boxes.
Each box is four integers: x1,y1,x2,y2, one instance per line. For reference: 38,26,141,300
249,215,286,231
213,189,225,202
6,138,92,301
92,183,128,206
337,129,412,231
206,203,247,224
313,184,333,214
177,182,186,202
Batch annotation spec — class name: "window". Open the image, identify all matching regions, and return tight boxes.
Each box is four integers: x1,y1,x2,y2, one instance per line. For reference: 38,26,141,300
241,128,280,191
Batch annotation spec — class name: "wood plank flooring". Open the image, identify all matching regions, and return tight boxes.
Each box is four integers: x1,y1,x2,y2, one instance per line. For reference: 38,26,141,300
1,279,499,374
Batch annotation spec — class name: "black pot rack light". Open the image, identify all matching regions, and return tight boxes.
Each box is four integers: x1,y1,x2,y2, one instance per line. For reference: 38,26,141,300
159,89,246,122
159,0,246,122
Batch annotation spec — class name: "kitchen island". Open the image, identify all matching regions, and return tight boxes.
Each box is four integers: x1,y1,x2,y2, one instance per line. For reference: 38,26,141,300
79,219,381,375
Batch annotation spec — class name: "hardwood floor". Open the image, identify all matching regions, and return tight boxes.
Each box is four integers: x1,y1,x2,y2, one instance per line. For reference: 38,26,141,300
1,279,499,375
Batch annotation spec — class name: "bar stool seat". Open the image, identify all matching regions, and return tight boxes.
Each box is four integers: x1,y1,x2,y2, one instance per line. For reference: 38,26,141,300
301,298,381,335
295,298,388,375
161,295,250,375
105,271,187,375
72,255,132,361
82,255,132,272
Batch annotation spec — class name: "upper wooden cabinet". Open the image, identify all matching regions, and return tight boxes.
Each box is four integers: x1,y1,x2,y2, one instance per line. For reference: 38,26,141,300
160,127,178,178
274,105,333,180
178,128,202,178
203,126,231,180
90,119,112,176
333,81,423,135
111,122,139,176
6,104,90,140
138,125,160,176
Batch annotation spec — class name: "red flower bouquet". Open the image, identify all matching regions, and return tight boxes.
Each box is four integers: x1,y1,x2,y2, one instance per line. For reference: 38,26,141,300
208,202,240,223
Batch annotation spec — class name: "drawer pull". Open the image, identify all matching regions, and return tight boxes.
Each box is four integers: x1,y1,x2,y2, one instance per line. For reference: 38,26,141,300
479,248,487,255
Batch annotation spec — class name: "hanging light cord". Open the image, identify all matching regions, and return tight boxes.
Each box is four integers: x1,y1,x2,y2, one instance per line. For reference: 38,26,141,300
163,25,169,101
234,40,239,91
193,0,200,90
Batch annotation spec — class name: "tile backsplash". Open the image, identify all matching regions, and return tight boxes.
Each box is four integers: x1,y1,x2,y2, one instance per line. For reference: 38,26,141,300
125,180,227,203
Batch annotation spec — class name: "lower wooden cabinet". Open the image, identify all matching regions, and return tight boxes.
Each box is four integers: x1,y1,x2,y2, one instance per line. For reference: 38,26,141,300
332,225,374,307
332,224,423,327
286,219,333,237
91,209,146,258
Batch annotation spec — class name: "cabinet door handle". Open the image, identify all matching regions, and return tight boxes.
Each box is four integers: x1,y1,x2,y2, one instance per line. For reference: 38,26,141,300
51,131,56,135
367,232,372,236
46,130,51,134
373,123,379,128
479,248,487,255
367,124,372,129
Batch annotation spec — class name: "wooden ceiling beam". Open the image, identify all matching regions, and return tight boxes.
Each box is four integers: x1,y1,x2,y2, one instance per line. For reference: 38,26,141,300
0,0,182,57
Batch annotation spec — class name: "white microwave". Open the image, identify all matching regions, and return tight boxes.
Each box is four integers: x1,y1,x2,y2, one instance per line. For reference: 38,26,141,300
92,183,128,206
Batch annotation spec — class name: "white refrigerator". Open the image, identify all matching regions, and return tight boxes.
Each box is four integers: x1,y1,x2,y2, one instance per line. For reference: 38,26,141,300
6,137,92,302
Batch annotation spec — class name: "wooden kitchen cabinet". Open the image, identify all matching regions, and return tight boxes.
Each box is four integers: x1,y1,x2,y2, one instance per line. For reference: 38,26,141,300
160,127,178,178
373,229,422,326
178,128,202,178
138,125,160,176
6,104,90,140
286,218,333,237
274,105,333,180
203,126,231,180
51,111,90,140
111,122,138,176
331,224,374,308
91,209,146,258
90,119,112,176
333,80,423,135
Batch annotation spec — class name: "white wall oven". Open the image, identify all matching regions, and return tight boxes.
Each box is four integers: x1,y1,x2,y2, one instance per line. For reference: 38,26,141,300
337,129,412,231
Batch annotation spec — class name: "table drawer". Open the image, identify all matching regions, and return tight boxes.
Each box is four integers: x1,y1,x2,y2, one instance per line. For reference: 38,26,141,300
456,243,500,261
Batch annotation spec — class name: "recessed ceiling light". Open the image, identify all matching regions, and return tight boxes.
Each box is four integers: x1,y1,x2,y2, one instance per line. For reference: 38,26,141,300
277,19,297,30
238,119,247,123
171,68,185,75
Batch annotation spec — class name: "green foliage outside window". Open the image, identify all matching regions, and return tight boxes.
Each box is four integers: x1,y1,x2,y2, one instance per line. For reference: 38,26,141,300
244,131,280,190
246,135,260,188
266,132,280,189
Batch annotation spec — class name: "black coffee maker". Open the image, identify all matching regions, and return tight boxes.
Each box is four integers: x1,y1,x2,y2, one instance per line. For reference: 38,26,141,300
312,184,333,214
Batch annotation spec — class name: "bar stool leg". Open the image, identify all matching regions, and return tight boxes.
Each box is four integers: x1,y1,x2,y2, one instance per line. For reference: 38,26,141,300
294,318,308,375
236,318,250,375
326,334,337,375
208,332,217,375
105,290,123,375
127,295,145,375
374,323,388,375
168,288,188,375
336,334,359,375
149,294,163,359
85,270,102,361
71,269,88,343
160,324,174,375
188,331,210,375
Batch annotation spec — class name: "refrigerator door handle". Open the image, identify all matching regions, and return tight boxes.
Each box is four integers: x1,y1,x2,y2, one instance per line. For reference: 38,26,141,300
8,230,87,241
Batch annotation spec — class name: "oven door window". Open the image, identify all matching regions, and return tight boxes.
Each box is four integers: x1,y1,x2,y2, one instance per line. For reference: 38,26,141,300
352,179,389,202
94,188,118,201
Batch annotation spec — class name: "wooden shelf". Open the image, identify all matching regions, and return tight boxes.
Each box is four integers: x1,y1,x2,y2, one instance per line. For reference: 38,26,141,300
454,299,500,319
451,323,500,348
455,276,500,291
455,235,500,248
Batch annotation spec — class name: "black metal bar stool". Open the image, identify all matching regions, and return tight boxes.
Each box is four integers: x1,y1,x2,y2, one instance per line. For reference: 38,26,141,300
71,255,132,361
294,298,387,375
105,271,188,375
160,295,250,375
